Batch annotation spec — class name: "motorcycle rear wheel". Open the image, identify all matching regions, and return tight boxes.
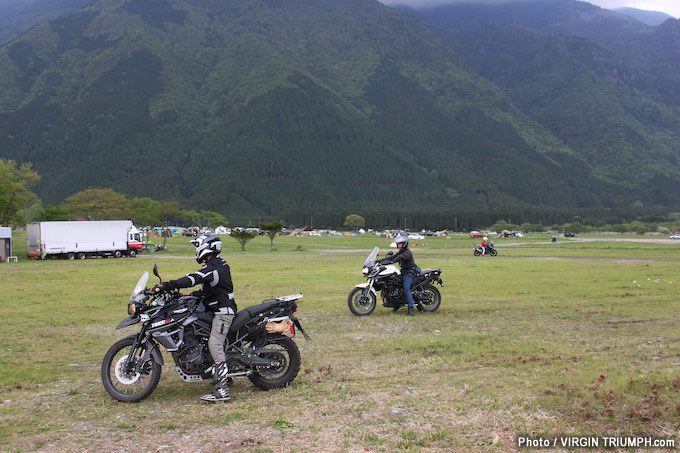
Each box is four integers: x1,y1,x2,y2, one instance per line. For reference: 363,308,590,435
101,337,161,402
347,287,377,316
473,249,481,256
249,337,301,390
417,284,441,312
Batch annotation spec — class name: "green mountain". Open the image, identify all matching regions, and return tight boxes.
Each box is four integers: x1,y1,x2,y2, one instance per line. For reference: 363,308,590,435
0,0,678,226
0,0,94,44
615,7,675,26
397,0,680,207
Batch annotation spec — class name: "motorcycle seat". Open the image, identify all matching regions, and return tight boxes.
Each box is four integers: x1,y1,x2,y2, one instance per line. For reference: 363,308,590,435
230,300,282,332
420,268,441,275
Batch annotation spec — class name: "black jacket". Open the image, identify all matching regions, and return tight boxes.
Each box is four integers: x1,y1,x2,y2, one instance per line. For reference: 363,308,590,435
165,256,236,313
380,248,416,272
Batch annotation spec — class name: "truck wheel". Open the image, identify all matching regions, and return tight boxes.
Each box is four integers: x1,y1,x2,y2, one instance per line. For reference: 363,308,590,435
65,253,75,260
113,251,122,258
128,249,137,258
76,253,86,260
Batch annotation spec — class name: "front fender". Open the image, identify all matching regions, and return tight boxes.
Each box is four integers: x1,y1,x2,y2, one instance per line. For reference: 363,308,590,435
354,283,377,296
116,316,140,329
124,334,164,366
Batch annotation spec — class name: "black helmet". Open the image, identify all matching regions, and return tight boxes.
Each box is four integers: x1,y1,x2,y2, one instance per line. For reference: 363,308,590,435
190,234,221,263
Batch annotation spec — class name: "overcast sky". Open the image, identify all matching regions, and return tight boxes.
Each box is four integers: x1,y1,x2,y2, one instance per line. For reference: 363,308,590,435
380,0,680,18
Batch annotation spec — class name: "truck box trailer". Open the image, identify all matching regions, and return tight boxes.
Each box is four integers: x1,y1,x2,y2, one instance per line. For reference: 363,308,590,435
26,221,143,260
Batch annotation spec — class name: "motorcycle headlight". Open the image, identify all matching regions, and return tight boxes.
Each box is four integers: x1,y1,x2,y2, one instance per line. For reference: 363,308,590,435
128,303,136,316
362,267,369,275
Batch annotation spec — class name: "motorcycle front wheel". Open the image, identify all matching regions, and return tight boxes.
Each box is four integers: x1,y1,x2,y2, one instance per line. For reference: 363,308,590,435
101,337,161,402
249,337,301,390
416,284,441,312
347,287,377,316
490,249,498,256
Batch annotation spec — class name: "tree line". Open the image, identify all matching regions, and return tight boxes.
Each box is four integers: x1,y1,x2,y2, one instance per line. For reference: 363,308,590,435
2,158,678,233
1,159,226,228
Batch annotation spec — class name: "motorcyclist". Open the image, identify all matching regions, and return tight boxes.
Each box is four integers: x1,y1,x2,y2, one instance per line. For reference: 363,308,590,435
481,236,488,255
379,235,420,316
152,234,236,402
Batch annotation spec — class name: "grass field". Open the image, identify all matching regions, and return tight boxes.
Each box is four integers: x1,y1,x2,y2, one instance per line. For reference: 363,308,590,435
1,232,679,451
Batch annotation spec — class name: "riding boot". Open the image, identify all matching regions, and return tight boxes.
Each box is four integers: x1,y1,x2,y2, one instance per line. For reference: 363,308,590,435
201,362,231,402
210,362,234,385
407,306,414,316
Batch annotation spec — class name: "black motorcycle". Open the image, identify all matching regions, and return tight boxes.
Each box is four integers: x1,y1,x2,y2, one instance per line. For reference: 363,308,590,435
101,265,308,402
473,241,497,256
347,247,443,316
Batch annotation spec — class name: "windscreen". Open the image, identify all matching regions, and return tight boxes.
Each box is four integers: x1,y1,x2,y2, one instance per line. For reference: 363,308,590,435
363,247,379,267
131,272,149,300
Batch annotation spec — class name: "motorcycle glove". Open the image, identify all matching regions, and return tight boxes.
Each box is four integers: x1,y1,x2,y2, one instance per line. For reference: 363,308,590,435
151,282,171,293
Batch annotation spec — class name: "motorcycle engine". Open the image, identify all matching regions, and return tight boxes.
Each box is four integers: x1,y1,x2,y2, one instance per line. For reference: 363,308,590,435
177,332,209,373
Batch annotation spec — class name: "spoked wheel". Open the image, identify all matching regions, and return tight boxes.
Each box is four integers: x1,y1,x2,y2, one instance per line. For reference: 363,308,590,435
490,249,498,256
347,287,377,316
473,249,481,256
416,284,441,312
248,337,301,390
101,337,161,402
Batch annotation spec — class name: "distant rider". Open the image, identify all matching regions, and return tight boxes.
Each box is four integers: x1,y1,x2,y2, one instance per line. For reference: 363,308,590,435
379,235,420,316
481,236,488,255
152,234,236,402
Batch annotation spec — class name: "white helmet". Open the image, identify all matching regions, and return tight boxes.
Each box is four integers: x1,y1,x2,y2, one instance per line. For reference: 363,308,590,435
483,236,488,241
190,234,221,263
394,235,408,247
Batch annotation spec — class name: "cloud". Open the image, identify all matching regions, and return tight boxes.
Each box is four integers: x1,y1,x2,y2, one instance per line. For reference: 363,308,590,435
379,0,679,17
380,0,534,7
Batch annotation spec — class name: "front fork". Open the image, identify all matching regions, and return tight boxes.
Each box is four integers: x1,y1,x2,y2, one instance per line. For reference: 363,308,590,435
123,329,162,373
364,279,375,297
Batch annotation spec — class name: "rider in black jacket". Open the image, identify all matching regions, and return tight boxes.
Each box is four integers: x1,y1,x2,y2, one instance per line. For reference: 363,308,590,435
379,235,419,316
153,234,235,402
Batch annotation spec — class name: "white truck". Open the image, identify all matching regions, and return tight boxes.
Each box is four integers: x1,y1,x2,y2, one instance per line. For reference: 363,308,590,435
26,220,143,260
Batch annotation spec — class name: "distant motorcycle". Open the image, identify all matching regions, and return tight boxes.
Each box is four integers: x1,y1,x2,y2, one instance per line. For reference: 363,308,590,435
101,265,308,402
473,242,497,256
348,247,443,316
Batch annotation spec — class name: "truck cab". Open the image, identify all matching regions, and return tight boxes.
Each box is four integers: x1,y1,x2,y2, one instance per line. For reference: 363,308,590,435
127,226,144,256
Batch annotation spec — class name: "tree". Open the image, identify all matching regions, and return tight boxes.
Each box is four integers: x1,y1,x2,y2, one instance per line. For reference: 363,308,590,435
611,223,630,233
261,221,283,251
230,229,257,251
36,205,72,221
62,188,131,220
130,197,161,226
490,220,509,232
158,201,185,225
344,214,366,230
562,222,586,233
18,200,43,223
0,159,40,225
200,210,228,229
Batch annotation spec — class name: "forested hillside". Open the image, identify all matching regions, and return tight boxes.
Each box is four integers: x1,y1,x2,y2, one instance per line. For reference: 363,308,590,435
0,0,678,227
0,0,93,44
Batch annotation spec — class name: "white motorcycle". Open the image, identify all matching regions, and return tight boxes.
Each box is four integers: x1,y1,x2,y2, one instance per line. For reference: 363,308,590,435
347,247,443,316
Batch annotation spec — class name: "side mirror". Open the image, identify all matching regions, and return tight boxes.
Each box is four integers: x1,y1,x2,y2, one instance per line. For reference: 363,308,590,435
153,264,161,283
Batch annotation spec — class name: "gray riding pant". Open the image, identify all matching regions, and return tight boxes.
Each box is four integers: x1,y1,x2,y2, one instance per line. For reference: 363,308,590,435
208,313,234,364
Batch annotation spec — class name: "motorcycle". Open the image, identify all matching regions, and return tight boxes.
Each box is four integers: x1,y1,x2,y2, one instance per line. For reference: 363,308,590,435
347,247,443,316
101,265,309,402
473,242,497,256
